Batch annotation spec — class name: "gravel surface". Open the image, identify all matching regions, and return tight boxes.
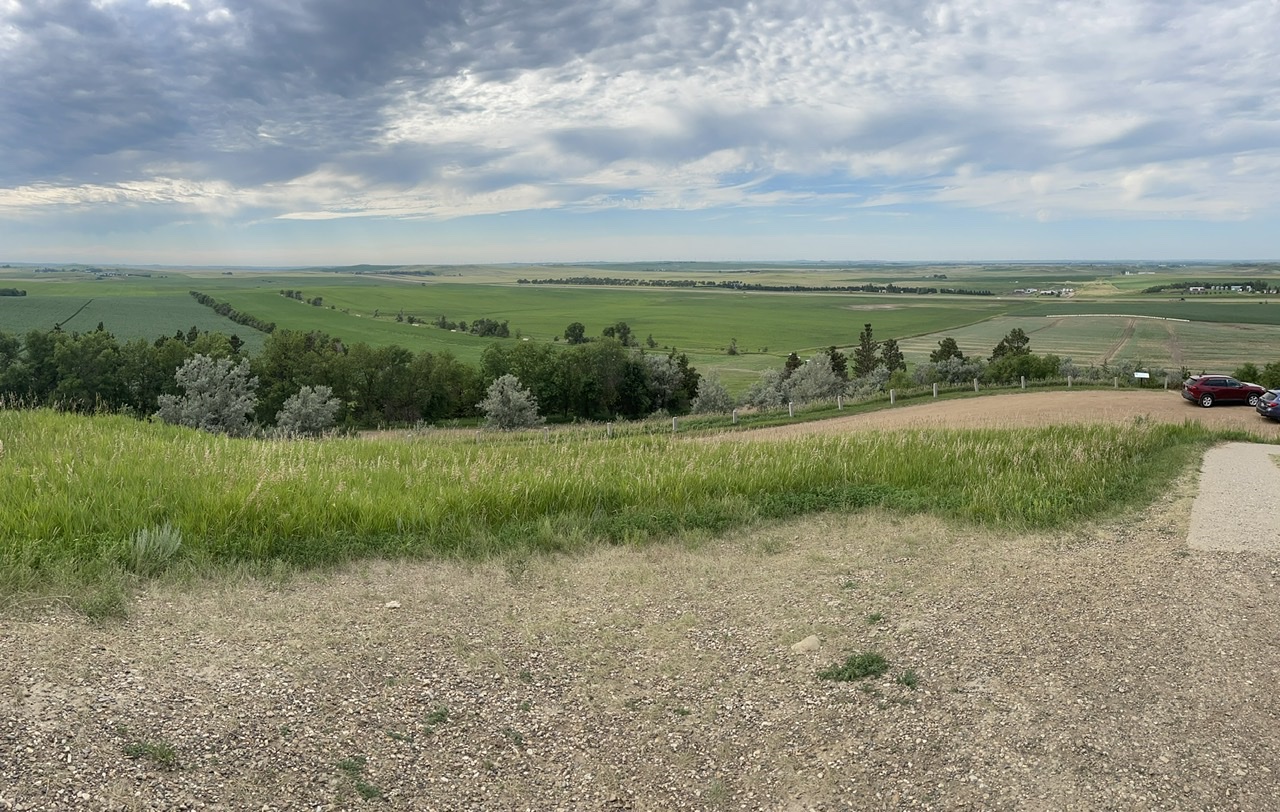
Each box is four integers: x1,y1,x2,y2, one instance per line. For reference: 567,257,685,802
4,391,1280,811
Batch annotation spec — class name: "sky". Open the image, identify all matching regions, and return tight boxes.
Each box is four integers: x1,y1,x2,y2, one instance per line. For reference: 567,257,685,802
0,0,1277,265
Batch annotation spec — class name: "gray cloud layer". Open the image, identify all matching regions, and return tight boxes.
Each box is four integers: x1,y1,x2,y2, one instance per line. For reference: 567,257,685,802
1,0,1277,228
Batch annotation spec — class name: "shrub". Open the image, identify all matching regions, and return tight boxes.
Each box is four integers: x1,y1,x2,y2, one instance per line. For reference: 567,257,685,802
127,523,183,575
155,354,258,437
478,374,544,431
691,373,734,414
742,369,788,409
275,385,341,436
788,353,844,403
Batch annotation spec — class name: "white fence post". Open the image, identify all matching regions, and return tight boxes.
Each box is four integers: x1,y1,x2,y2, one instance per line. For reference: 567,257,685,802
973,378,979,393
1068,375,1073,388
672,417,678,432
1020,375,1026,389
788,401,794,417
1113,377,1118,388
837,395,843,410
890,388,896,405
732,409,738,424
607,422,612,438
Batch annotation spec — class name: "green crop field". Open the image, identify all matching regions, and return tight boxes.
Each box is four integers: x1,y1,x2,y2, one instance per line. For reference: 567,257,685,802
901,315,1280,371
4,261,1280,384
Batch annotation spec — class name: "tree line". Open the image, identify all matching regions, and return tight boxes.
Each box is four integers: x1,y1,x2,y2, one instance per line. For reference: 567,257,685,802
0,324,700,429
518,276,993,295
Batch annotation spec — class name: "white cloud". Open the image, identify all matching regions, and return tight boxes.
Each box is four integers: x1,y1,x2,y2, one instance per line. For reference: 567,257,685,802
1,0,1278,259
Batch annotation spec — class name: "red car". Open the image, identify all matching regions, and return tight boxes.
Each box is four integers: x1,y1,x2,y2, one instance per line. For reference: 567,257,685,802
1181,375,1266,408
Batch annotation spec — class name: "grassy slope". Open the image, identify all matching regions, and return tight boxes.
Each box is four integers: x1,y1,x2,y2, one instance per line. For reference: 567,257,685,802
0,407,1239,616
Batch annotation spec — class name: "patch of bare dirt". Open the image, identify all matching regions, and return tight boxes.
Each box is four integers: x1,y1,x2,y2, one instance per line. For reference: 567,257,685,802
3,392,1280,810
741,389,1280,439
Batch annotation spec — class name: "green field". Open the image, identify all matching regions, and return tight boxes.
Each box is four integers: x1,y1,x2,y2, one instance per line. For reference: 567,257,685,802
3,262,1280,385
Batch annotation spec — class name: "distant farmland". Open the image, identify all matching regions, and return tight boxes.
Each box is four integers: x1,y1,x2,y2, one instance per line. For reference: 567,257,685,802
2,262,1278,384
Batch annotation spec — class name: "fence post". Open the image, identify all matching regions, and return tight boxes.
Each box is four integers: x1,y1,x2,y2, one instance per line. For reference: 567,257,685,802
543,427,549,442
1164,376,1169,390
973,378,979,393
732,409,738,424
476,431,481,443
788,401,794,417
672,417,678,433
890,388,896,405
607,422,612,438
1113,377,1118,388
933,382,939,398
1020,375,1026,389
837,395,843,410
1068,375,1073,388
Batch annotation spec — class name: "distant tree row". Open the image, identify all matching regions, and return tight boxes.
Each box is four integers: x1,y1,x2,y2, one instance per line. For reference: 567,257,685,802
562,321,650,348
1142,280,1280,294
518,276,993,295
0,288,26,296
189,290,276,333
433,315,511,337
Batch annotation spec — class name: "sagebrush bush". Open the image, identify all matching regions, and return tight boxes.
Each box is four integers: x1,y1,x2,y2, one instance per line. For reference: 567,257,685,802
128,523,183,575
479,374,544,431
155,354,258,437
275,385,341,436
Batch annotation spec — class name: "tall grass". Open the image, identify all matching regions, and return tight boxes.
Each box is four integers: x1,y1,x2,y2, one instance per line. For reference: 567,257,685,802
0,408,1230,598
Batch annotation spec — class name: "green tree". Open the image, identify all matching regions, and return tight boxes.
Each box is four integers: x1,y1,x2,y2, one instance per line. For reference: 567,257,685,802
478,374,544,431
824,346,848,381
1260,361,1280,389
252,330,344,423
156,354,259,436
852,323,880,377
0,330,28,399
53,330,124,411
929,337,965,363
783,352,803,379
990,328,1031,361
564,322,587,345
1234,362,1262,383
601,321,635,347
880,338,906,372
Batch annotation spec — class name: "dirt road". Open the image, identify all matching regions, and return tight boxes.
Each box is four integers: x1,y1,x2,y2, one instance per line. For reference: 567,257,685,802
745,388,1280,438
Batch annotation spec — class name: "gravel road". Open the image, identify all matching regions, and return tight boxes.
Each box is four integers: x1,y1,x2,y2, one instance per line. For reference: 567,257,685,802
3,391,1279,811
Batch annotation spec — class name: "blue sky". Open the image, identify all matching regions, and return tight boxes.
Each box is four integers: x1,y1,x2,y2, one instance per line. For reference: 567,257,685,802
1,0,1277,265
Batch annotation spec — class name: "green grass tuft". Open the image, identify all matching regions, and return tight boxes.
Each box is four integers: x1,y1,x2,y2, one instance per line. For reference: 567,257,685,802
818,652,890,682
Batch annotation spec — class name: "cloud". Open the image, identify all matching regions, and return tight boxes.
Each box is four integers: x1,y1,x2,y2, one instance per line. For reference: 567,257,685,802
0,0,1277,247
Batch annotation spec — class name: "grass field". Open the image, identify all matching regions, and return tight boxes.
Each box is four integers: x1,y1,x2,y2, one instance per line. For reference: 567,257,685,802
3,262,1280,381
0,407,1232,614
899,315,1280,371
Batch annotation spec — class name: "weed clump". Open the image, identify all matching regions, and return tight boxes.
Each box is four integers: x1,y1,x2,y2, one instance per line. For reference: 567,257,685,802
127,524,183,576
818,652,889,682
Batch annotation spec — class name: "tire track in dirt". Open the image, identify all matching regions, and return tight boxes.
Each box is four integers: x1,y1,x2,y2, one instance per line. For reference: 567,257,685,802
1165,320,1184,366
1100,317,1136,365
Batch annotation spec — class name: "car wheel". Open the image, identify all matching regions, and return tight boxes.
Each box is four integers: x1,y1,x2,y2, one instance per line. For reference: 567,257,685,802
1199,394,1214,407
1249,394,1261,407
